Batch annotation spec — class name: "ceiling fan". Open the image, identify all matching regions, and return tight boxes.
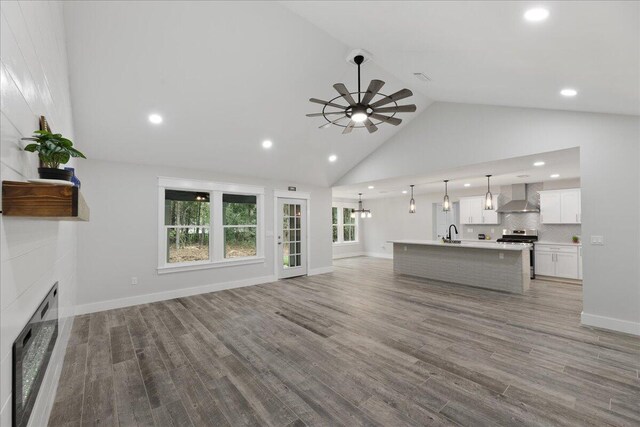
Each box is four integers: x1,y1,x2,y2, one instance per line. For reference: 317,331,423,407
306,55,416,134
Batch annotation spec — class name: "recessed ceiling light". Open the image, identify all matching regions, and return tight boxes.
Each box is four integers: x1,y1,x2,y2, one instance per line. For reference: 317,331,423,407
533,161,545,166
550,174,560,178
262,140,273,149
148,114,163,124
368,185,374,189
560,88,578,97
402,190,408,194
524,7,549,22
328,154,337,162
464,183,471,187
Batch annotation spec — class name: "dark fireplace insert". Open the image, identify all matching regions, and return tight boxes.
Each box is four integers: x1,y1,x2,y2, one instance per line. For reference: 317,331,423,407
12,282,58,427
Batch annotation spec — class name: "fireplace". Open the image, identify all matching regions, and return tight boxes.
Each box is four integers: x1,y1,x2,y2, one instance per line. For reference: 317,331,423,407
12,283,58,427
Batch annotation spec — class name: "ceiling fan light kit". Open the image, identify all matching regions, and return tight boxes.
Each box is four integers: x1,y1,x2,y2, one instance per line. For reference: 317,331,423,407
307,53,416,134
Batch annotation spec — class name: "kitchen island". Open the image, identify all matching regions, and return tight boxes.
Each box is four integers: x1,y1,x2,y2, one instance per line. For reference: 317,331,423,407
388,240,531,294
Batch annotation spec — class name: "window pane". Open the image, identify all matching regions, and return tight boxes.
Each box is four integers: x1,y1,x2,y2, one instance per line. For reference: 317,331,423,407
332,225,338,243
344,225,356,242
223,194,257,225
165,190,210,226
224,227,257,258
343,208,355,225
167,227,209,263
332,207,338,225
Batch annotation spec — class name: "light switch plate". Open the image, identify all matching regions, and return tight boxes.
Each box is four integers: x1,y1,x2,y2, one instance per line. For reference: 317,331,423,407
590,235,604,245
499,253,504,259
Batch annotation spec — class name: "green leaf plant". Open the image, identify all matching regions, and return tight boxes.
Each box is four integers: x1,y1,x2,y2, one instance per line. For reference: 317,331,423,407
22,130,86,168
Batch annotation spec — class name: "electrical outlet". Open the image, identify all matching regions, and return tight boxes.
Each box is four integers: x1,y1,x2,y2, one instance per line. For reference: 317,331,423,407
467,228,473,233
590,235,604,245
404,246,407,251
131,277,138,285
491,228,495,234
499,253,504,259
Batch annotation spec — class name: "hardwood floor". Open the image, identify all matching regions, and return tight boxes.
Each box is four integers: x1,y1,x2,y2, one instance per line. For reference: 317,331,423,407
49,257,639,426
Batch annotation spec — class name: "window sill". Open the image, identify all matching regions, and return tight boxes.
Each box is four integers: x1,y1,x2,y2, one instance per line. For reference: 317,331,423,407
157,256,265,275
333,241,360,247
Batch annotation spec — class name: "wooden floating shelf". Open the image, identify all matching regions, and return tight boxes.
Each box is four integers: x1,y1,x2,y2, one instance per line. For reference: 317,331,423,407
2,181,90,221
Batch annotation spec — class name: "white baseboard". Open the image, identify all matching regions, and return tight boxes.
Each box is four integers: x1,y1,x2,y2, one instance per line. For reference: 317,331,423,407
332,252,365,259
581,311,640,336
75,275,277,315
365,252,393,259
309,266,334,275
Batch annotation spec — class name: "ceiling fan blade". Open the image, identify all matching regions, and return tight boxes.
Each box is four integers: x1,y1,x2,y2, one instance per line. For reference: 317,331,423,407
333,83,357,106
370,113,402,126
361,79,385,106
342,121,355,134
363,119,378,134
306,111,348,117
309,98,347,110
373,104,417,114
320,116,347,128
369,88,413,108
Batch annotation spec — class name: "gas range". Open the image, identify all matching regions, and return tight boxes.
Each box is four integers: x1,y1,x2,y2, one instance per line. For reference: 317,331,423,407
497,229,538,244
497,230,538,278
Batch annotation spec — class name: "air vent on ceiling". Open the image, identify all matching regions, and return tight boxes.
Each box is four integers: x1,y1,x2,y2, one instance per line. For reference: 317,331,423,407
413,72,431,82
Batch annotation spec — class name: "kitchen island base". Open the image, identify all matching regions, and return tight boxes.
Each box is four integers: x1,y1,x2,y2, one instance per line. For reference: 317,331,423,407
392,241,530,294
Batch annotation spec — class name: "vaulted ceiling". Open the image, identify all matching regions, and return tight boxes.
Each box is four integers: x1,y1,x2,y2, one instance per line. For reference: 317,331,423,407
63,1,638,187
62,1,430,187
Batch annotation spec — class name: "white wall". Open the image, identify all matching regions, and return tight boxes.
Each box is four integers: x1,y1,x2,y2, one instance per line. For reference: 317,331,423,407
0,1,77,425
361,193,441,258
74,159,332,313
338,102,640,335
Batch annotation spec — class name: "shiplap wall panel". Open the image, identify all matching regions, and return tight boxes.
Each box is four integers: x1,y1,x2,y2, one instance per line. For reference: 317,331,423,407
0,1,77,425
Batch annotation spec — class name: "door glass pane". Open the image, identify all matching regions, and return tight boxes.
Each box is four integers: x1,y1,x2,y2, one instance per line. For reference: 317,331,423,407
282,203,303,269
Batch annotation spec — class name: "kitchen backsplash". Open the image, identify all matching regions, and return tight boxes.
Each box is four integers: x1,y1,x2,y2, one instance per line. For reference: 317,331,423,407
461,182,582,243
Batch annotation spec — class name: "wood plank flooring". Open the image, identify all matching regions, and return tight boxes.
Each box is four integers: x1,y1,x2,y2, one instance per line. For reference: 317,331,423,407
49,257,640,426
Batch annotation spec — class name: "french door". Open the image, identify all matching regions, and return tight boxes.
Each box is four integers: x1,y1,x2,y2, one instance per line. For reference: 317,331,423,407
277,198,307,279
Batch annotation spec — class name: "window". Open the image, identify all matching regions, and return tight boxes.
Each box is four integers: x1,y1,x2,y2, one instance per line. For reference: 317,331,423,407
158,177,264,273
165,190,210,263
332,207,338,243
223,194,257,258
331,202,358,244
342,208,356,242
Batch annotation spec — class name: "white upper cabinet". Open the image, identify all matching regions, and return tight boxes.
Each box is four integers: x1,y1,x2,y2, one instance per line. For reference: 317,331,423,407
560,189,581,224
540,189,581,224
460,195,500,224
482,194,500,224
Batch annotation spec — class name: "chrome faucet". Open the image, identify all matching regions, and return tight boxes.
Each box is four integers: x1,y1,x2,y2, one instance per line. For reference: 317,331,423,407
446,224,459,241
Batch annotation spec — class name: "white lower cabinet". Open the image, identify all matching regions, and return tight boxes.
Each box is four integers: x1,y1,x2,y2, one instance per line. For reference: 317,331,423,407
535,244,580,279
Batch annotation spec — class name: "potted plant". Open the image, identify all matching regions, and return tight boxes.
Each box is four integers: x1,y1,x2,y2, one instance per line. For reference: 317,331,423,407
572,235,580,244
22,130,86,181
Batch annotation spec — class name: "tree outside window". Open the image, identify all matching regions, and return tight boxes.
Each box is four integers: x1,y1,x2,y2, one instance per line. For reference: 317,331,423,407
223,194,257,258
165,190,210,263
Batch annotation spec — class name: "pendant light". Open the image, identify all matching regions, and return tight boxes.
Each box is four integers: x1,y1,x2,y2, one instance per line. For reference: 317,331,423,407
442,180,450,212
351,193,372,218
409,185,416,213
484,175,493,210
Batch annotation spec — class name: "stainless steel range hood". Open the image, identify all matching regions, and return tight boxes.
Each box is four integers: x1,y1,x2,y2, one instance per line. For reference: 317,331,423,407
496,184,539,213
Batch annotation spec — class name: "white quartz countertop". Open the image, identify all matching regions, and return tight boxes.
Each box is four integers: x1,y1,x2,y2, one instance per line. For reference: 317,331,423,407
388,240,530,251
